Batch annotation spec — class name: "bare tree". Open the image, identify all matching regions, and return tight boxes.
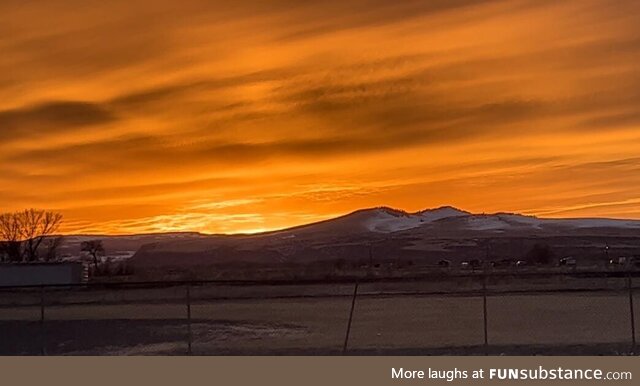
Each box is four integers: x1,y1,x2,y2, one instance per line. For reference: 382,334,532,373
81,240,105,271
525,243,555,266
0,212,25,261
44,236,64,262
0,241,13,262
0,209,63,262
20,209,63,261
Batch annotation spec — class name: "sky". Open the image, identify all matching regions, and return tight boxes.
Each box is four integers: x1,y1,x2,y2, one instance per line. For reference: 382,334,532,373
2,0,640,235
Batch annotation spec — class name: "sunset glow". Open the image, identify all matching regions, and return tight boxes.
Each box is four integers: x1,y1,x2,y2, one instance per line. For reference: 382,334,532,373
2,0,640,234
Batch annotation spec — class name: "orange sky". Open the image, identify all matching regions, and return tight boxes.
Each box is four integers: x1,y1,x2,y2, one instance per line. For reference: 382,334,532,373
2,0,640,234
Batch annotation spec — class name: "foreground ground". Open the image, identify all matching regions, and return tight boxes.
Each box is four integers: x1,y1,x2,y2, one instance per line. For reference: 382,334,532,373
0,280,637,355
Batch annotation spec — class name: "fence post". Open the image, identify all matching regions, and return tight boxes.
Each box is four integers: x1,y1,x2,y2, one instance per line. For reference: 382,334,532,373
40,286,46,356
482,274,489,356
628,272,636,354
186,283,192,355
342,282,359,355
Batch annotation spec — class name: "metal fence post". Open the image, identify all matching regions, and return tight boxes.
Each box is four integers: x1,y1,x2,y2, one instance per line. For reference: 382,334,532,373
482,274,489,356
342,282,359,355
186,283,192,355
628,272,636,354
40,286,46,356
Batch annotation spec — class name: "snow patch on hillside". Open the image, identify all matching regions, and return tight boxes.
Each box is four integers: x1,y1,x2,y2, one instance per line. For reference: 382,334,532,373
461,213,640,231
364,209,417,232
465,216,509,231
546,218,640,229
418,206,469,222
364,206,469,233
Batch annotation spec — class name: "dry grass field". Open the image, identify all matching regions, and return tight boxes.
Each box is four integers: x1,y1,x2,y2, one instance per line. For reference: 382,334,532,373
0,276,637,355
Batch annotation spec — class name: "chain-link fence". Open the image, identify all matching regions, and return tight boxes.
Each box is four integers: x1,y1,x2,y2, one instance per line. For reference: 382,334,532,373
0,271,637,355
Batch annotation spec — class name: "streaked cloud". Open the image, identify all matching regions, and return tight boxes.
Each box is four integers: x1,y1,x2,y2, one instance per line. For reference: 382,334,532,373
1,0,640,233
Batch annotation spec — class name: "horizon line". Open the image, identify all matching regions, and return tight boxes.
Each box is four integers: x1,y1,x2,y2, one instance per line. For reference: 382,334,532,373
53,205,640,237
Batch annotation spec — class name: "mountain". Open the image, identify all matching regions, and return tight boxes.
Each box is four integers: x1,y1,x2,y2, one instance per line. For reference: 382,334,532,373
256,206,640,237
319,206,640,234
124,206,640,273
360,206,470,232
257,206,470,236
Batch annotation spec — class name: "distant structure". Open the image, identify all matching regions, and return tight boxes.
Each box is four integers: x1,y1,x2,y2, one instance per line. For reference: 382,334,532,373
0,262,86,287
559,256,577,267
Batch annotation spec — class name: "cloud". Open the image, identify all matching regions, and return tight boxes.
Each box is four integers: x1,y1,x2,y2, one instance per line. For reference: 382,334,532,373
0,101,116,141
271,0,509,42
109,69,295,109
2,0,640,233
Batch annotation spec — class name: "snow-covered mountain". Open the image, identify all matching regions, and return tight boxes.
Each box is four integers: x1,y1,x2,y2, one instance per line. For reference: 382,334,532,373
306,206,640,234
361,206,469,232
63,205,640,272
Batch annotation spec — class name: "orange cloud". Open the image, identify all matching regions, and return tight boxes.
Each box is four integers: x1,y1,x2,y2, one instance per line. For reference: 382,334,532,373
1,0,640,234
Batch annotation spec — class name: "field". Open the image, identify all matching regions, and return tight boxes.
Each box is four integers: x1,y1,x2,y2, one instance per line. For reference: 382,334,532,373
0,275,637,355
